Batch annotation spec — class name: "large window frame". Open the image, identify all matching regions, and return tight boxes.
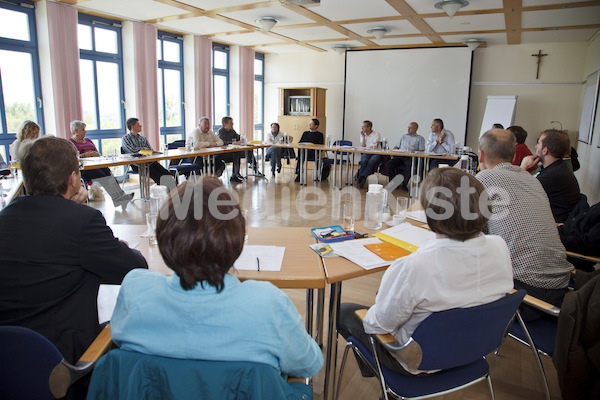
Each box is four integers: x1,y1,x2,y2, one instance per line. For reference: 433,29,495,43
78,14,125,154
157,31,185,148
254,52,265,141
0,0,44,161
212,43,229,132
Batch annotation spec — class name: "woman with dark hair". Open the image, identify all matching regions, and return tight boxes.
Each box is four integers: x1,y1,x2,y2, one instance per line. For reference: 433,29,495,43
110,177,323,378
337,168,513,375
507,125,537,173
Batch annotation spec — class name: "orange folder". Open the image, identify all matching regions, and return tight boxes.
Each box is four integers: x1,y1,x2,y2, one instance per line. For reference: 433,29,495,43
364,242,411,261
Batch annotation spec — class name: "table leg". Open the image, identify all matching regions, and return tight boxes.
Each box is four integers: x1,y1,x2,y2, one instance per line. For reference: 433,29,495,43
323,282,342,400
316,288,325,347
138,163,151,200
306,288,314,336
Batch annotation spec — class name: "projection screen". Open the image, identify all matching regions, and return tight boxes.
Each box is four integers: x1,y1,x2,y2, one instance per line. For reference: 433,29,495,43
343,47,473,147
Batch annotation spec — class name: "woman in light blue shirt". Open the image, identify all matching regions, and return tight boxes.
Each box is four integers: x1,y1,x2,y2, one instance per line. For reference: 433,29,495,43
111,177,323,378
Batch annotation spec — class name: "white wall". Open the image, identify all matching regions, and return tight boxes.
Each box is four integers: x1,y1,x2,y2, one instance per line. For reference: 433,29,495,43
264,51,345,139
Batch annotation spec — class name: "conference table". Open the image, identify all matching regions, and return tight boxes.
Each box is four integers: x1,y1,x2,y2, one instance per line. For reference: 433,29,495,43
81,144,270,199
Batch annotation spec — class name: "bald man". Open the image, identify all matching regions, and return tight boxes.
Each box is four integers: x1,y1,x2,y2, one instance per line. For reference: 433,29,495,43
385,122,425,191
476,129,572,317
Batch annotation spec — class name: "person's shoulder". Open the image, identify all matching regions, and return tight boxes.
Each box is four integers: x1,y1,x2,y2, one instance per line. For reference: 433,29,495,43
122,268,162,285
238,279,289,301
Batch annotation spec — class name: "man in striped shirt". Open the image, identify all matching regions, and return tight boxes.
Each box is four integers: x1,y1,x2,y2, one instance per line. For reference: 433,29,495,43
122,118,175,192
476,129,572,317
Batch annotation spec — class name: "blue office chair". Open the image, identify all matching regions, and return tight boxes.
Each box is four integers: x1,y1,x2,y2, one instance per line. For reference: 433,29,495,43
0,325,112,400
167,140,202,181
336,290,526,400
87,349,313,400
508,291,561,400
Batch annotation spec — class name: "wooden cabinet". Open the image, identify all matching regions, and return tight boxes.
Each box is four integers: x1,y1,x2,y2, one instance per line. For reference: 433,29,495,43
277,87,326,139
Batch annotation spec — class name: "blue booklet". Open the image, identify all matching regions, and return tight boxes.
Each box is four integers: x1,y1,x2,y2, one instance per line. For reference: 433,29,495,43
311,225,355,243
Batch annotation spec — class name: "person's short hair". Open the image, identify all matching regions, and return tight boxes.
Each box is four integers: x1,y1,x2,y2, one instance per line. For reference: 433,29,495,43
156,178,245,292
126,118,139,131
433,119,444,129
540,129,570,159
410,122,419,129
507,125,527,144
70,120,86,135
311,118,320,127
20,136,79,196
479,129,516,164
420,168,490,242
17,120,40,142
270,122,280,130
363,120,372,128
199,117,210,124
493,123,504,129
222,116,233,126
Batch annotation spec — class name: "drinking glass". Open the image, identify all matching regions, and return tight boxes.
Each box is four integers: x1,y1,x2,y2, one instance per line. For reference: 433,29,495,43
10,161,19,177
343,202,355,232
243,209,249,241
393,197,408,225
146,213,158,245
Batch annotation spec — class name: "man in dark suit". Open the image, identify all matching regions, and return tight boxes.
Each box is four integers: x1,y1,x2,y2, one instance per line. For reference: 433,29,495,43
0,136,148,366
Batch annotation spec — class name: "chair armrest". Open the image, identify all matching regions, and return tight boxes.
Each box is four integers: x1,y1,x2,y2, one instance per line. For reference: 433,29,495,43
509,289,560,317
79,324,112,363
566,251,600,264
355,309,397,345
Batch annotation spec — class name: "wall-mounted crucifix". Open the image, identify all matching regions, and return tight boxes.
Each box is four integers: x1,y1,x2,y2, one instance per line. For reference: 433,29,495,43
532,50,548,80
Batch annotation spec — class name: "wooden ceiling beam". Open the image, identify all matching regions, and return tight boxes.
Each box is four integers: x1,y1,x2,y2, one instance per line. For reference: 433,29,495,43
385,0,443,43
504,0,522,44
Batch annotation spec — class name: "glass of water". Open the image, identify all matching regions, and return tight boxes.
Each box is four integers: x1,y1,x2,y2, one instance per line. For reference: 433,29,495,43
343,202,355,232
393,197,408,225
146,213,158,245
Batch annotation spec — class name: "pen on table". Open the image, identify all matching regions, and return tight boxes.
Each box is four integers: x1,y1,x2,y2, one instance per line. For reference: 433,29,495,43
256,257,260,271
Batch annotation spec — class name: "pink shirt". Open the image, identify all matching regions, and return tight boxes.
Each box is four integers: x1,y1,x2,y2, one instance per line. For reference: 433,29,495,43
69,138,97,155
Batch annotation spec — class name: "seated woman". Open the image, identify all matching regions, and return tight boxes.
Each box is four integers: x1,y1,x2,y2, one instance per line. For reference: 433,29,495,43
68,120,133,210
110,177,323,378
338,168,513,375
507,125,537,173
10,120,40,161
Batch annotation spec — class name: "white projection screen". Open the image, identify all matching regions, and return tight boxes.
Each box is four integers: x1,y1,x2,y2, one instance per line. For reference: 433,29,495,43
343,47,473,147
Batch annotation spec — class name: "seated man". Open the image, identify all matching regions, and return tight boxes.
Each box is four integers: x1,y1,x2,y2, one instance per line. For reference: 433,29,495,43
121,117,176,192
520,129,581,223
294,118,329,182
0,136,148,365
217,116,245,183
507,125,537,173
476,129,573,316
190,116,223,173
355,120,381,188
338,168,513,375
425,118,456,170
385,122,425,191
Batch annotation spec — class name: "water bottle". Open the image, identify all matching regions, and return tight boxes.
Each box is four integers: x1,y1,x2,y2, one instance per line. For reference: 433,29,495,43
459,154,470,172
364,184,386,230
149,184,169,215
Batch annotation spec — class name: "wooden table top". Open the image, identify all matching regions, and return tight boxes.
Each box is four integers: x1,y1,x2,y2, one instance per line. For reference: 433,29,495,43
110,224,325,289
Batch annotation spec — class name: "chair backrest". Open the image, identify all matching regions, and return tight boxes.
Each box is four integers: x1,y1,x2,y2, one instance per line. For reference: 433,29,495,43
0,326,63,400
411,290,525,371
334,140,352,147
87,349,312,400
167,139,186,150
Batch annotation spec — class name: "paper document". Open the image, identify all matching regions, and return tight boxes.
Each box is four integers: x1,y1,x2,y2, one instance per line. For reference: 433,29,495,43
329,238,391,270
406,210,427,223
97,284,121,324
375,223,436,253
233,245,285,271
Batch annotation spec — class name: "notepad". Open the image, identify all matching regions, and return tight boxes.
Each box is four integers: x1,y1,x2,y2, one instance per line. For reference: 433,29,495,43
329,238,391,270
233,245,285,271
374,223,436,253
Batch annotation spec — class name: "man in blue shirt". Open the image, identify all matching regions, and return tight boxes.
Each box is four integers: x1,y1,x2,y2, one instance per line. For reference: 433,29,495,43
385,122,425,191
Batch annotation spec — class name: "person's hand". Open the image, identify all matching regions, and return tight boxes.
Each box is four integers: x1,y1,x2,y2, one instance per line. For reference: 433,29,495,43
438,132,446,143
209,142,217,147
70,185,88,204
85,150,100,157
119,239,130,247
520,155,540,171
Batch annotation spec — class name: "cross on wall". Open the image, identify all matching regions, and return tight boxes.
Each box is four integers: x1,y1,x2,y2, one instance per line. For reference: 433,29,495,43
532,50,548,80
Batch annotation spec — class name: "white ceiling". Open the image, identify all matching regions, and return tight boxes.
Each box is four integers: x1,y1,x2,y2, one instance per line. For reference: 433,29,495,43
57,0,600,54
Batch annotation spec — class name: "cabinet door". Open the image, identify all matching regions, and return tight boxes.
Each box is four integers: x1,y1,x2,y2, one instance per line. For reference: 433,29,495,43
278,116,311,139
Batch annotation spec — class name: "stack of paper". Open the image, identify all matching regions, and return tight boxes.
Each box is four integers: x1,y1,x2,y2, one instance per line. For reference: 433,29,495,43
406,210,427,223
233,245,285,271
329,238,392,270
374,223,436,253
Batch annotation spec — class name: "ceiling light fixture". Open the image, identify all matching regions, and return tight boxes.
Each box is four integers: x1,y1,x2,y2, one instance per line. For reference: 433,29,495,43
256,17,278,31
332,45,350,54
367,27,390,40
435,0,469,18
463,38,485,51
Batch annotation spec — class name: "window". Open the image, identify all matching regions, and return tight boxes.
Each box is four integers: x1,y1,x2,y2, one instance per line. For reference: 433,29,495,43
254,52,265,141
0,0,43,161
212,43,229,131
78,14,125,156
157,31,184,148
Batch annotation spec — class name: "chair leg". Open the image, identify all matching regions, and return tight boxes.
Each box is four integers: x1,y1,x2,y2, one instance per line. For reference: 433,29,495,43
515,310,551,400
486,374,495,400
334,343,353,400
368,336,389,400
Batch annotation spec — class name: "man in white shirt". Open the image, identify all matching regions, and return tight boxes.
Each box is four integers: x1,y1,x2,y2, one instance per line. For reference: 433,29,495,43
192,117,223,149
425,118,456,170
355,120,381,188
385,122,425,191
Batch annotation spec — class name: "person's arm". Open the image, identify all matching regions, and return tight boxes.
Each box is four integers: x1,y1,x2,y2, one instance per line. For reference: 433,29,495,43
276,291,324,377
418,136,425,151
393,137,402,150
360,131,366,147
211,131,224,147
520,155,540,171
79,210,148,282
425,133,437,152
121,134,138,153
559,220,600,256
439,130,455,153
193,129,210,149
